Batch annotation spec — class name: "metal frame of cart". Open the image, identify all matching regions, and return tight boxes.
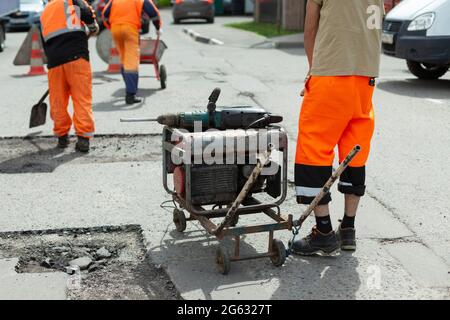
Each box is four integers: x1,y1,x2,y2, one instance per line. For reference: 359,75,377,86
161,126,293,274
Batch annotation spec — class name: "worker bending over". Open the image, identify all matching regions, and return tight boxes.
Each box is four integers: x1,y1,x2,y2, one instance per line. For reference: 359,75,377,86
102,0,162,105
40,0,99,152
292,0,384,255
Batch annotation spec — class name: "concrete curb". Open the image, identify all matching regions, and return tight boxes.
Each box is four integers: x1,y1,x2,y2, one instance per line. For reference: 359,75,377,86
183,28,224,46
250,33,305,49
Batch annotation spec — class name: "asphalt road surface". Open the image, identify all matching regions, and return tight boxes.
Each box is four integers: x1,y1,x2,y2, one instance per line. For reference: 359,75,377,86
0,10,449,299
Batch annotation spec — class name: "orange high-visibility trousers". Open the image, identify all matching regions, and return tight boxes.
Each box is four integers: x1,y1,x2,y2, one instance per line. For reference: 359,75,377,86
111,23,140,95
48,58,95,139
295,76,375,205
111,24,140,71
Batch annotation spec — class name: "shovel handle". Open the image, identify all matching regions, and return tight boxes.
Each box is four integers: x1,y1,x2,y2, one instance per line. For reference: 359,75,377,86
37,90,49,106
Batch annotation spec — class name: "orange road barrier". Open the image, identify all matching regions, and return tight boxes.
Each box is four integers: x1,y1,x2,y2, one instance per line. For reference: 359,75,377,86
14,24,48,75
106,45,121,74
28,30,46,76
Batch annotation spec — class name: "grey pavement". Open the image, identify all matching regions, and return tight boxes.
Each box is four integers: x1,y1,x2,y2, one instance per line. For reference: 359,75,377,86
0,258,67,300
0,9,449,299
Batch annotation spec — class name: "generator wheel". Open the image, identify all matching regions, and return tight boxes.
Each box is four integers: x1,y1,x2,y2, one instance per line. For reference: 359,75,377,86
173,209,186,232
270,239,286,267
160,65,167,89
216,246,231,275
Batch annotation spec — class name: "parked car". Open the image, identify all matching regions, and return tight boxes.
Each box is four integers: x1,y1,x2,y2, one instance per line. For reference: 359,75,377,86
173,0,215,24
0,0,20,52
382,0,450,79
6,0,44,31
223,0,233,14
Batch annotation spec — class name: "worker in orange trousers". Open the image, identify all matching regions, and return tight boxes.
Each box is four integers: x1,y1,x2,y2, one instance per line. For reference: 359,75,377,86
40,0,99,152
102,0,162,105
291,0,384,255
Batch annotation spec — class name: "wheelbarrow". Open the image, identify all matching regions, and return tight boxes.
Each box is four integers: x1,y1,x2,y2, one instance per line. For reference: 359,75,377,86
96,29,168,89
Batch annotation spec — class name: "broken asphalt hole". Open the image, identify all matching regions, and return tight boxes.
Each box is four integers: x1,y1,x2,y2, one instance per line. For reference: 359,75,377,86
0,134,162,174
0,225,181,300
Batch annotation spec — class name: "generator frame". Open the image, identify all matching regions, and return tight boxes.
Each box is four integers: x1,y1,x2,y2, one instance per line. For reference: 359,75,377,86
162,126,293,274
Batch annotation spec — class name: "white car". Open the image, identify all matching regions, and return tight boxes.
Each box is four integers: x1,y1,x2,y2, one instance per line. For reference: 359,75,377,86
382,0,450,79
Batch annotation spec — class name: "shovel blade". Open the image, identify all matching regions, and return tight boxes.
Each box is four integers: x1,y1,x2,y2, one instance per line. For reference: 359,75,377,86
29,102,48,128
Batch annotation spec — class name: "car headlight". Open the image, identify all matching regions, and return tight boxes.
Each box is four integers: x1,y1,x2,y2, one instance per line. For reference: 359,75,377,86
407,12,435,31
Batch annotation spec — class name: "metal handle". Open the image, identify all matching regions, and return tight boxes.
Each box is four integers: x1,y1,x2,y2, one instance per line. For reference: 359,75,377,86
293,145,361,227
120,118,157,122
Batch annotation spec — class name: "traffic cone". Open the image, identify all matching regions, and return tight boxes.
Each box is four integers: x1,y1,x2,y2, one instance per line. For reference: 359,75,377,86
106,45,121,74
28,28,46,76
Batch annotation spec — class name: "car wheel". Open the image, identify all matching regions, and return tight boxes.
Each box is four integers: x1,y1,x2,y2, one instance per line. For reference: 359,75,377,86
207,17,214,24
0,24,5,52
406,60,449,79
174,19,181,25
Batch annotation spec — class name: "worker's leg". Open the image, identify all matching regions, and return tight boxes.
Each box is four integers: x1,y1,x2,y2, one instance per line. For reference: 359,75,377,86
48,64,71,139
111,25,130,96
292,76,353,256
336,76,375,250
65,58,95,145
120,24,140,101
111,24,126,64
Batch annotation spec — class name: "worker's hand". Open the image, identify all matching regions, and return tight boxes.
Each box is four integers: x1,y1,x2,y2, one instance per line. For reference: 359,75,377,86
87,21,100,37
156,28,163,36
300,75,311,97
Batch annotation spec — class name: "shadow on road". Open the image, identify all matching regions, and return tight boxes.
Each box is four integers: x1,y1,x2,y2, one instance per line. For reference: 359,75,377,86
377,79,450,100
0,139,82,174
93,88,157,112
173,21,212,25
147,224,361,300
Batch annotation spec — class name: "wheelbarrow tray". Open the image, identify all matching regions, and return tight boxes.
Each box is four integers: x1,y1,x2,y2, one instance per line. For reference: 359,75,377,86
140,38,167,64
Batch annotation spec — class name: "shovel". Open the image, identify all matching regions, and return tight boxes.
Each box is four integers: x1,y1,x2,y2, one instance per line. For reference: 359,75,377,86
29,89,49,128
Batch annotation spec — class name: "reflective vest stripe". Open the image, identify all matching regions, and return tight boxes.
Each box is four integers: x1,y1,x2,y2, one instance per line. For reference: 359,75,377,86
43,28,83,42
41,0,85,42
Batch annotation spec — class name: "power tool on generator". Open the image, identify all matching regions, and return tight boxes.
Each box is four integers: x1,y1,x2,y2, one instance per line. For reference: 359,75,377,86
120,88,283,130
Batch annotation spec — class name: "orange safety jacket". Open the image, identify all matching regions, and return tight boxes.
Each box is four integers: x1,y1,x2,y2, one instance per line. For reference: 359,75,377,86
108,0,145,30
41,0,86,42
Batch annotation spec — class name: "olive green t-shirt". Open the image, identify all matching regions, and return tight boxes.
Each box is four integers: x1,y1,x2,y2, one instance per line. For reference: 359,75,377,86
310,0,384,77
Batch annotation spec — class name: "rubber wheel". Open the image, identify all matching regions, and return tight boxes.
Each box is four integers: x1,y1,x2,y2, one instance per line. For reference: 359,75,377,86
160,65,167,89
406,60,449,79
207,17,214,24
174,19,180,25
270,239,286,267
173,209,186,233
0,24,5,52
216,246,231,275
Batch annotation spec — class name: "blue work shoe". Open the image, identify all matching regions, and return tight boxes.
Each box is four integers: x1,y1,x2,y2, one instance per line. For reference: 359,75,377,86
289,226,340,256
336,222,356,251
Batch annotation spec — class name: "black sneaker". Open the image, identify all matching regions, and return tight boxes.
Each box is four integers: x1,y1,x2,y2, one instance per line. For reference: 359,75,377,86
125,94,142,105
57,135,69,148
289,226,340,256
75,136,90,153
336,222,356,251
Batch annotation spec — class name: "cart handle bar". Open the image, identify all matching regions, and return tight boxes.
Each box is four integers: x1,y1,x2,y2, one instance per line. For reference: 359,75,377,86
293,145,361,228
